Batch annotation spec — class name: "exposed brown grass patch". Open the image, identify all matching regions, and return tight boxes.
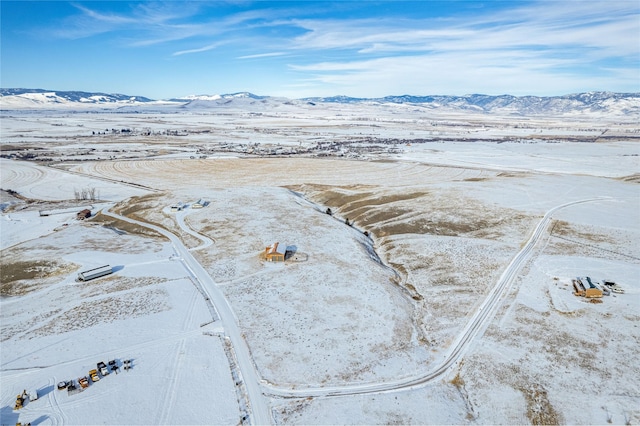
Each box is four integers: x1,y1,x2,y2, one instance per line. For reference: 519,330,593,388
450,369,476,421
81,276,170,298
113,192,166,218
296,184,534,243
1,260,57,283
90,211,165,239
523,383,563,425
464,357,565,425
373,217,483,237
497,172,527,178
110,193,204,248
450,371,464,388
359,207,413,225
342,191,430,212
0,260,78,296
551,220,615,244
312,188,376,208
31,288,170,336
0,193,92,213
619,173,640,183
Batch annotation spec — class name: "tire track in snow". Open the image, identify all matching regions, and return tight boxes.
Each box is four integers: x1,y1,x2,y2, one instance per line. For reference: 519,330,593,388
156,338,187,425
0,328,202,377
47,376,66,425
155,281,201,425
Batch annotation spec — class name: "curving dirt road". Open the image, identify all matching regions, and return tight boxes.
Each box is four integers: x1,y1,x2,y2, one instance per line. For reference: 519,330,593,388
261,196,610,398
104,196,609,418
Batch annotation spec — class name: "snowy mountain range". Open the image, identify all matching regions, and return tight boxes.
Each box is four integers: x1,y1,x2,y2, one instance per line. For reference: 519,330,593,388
168,92,267,103
0,88,153,105
1,88,638,116
304,92,640,115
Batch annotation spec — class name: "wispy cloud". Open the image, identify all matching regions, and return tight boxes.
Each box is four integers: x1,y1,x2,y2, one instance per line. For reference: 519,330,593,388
237,52,286,59
50,2,219,42
51,2,305,51
290,52,591,96
280,1,638,95
71,3,139,25
26,0,638,96
286,2,638,58
173,41,227,56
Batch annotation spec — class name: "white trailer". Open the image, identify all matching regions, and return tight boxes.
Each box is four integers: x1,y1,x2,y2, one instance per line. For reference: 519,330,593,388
77,265,113,281
192,199,206,209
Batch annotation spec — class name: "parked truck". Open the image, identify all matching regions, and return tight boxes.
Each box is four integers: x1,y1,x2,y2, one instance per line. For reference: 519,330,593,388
89,369,100,382
67,380,81,395
97,361,109,376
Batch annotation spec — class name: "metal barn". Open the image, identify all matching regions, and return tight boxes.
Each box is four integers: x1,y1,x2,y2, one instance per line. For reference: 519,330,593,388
77,265,113,281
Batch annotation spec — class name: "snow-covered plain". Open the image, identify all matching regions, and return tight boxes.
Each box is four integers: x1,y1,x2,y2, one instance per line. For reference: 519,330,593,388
1,102,638,425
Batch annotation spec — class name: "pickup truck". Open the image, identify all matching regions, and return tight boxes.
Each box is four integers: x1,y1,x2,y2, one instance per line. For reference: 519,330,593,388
89,369,100,382
97,361,109,376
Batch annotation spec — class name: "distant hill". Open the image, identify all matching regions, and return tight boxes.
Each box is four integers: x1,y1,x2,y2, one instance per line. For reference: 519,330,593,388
0,88,153,105
303,92,640,116
1,88,637,116
168,92,267,103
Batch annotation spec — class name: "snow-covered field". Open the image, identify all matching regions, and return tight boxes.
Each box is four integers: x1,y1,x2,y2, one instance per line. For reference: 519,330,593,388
1,104,638,425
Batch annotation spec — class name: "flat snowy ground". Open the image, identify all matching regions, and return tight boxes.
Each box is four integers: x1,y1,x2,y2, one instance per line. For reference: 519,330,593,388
1,108,638,425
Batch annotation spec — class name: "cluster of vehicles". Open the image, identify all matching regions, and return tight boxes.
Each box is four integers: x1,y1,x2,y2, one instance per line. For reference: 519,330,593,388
57,359,127,395
602,279,625,294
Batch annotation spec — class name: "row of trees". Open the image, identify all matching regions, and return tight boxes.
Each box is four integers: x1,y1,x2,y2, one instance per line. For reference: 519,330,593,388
74,187,99,201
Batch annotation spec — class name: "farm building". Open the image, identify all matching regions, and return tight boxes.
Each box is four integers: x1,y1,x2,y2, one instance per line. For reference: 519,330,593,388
170,202,184,212
77,265,113,281
76,209,92,220
265,242,286,262
584,276,603,298
572,277,603,298
192,199,206,209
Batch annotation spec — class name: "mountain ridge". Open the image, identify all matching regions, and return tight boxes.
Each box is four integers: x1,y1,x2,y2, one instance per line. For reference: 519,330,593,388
1,88,638,116
0,88,153,104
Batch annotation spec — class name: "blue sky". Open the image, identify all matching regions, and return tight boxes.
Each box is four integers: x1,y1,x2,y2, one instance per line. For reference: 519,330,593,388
1,1,638,99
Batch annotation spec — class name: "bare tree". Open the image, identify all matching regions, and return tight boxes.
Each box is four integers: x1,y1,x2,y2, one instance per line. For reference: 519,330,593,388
88,187,98,200
74,187,99,201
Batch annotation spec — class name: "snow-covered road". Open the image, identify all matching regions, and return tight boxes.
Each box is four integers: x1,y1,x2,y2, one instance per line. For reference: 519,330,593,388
261,196,611,398
174,208,214,251
101,208,272,425
104,196,608,407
